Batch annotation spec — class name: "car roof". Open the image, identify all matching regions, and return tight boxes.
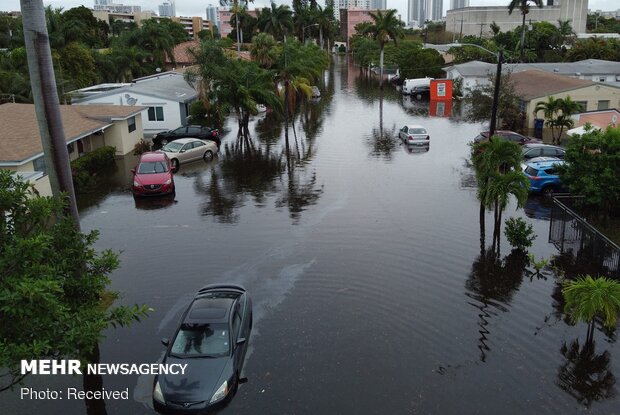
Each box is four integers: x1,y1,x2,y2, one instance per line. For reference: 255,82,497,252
523,143,563,149
139,151,168,162
171,137,202,144
407,124,426,129
526,159,565,169
185,295,237,324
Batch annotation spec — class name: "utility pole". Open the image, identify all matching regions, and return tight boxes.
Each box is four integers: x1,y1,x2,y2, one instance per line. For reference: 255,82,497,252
478,22,485,39
459,16,465,41
489,50,503,137
20,0,80,229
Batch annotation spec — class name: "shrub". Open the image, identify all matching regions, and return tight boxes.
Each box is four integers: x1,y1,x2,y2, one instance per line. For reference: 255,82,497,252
133,139,151,156
70,146,116,191
504,217,536,250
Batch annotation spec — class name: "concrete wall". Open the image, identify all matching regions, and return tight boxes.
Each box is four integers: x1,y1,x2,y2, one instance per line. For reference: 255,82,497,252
446,0,587,38
102,115,144,155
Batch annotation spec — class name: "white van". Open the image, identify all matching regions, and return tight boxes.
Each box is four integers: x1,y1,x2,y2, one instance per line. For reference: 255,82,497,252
402,77,433,95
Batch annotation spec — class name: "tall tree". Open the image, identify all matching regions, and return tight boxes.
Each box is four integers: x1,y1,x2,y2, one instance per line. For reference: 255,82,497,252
257,3,294,42
362,9,404,87
534,96,581,145
507,0,543,62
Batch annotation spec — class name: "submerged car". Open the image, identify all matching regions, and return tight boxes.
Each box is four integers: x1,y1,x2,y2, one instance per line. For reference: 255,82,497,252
153,284,252,413
474,130,541,145
399,124,430,146
132,152,175,197
523,159,566,195
159,138,219,171
152,125,221,149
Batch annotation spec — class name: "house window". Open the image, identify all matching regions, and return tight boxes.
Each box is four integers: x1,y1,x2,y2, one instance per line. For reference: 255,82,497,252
147,106,164,121
128,116,136,133
599,77,606,82
597,100,610,110
33,156,47,175
575,101,587,112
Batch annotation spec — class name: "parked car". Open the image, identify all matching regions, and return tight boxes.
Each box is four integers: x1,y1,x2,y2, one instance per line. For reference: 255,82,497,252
131,152,175,197
153,284,252,413
522,159,566,195
473,130,541,145
159,138,218,171
399,124,430,146
522,143,565,161
152,125,220,149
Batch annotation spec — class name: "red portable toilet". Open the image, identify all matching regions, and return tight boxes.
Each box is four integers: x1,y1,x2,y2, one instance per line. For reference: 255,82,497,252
430,79,453,101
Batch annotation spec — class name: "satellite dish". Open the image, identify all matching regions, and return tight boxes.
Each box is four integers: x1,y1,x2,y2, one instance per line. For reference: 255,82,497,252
156,67,162,73
612,114,618,125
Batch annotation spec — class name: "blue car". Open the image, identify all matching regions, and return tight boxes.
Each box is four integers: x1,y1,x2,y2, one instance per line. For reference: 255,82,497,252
523,159,566,195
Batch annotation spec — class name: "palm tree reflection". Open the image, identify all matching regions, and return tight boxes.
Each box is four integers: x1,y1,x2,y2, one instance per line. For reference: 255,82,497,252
557,339,615,406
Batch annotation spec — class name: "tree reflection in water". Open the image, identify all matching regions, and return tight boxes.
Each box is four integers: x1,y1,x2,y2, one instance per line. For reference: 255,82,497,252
465,249,528,362
82,344,107,415
557,339,616,406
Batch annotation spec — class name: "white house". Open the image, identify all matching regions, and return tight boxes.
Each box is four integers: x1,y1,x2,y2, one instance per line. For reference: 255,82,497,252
71,72,198,137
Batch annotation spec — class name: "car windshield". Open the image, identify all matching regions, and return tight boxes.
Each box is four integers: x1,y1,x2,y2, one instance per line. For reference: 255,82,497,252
170,323,230,357
137,161,168,174
162,142,183,153
410,128,427,134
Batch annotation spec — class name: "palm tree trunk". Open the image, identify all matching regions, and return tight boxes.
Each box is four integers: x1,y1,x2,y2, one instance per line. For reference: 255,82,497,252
520,12,526,63
284,82,290,160
480,202,486,252
379,45,384,88
319,27,323,51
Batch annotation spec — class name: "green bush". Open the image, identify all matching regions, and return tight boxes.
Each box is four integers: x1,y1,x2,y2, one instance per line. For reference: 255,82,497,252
71,146,116,191
504,217,536,251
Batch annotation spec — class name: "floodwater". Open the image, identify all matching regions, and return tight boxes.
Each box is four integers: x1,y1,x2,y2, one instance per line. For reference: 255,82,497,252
3,56,618,415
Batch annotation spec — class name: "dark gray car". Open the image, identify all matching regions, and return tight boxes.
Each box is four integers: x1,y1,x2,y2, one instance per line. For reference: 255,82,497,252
153,284,252,413
522,143,565,161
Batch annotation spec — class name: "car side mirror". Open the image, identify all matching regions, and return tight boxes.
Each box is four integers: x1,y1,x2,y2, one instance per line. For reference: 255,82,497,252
179,149,185,153
131,168,136,174
170,166,177,173
161,338,169,347
236,337,246,345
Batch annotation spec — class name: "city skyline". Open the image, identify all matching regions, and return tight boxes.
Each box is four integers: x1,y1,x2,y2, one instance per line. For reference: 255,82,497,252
1,0,616,24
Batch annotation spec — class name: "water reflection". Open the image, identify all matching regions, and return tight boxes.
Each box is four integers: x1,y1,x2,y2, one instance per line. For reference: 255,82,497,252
524,196,553,221
83,345,107,415
557,339,616,406
133,193,177,210
465,249,528,361
403,143,430,154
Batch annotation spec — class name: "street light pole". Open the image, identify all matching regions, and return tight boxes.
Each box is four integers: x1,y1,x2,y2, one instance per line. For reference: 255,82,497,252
447,42,503,137
303,23,319,44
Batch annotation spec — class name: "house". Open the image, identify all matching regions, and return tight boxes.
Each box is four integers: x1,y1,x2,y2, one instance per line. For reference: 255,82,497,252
443,59,620,93
70,72,198,138
0,103,146,196
340,9,376,51
567,108,620,136
510,70,620,129
166,40,200,70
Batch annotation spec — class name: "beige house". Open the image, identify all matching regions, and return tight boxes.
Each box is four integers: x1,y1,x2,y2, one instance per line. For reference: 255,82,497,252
511,70,620,129
0,103,146,196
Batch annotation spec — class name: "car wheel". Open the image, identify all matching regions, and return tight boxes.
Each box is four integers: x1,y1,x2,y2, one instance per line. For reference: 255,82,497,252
203,150,213,161
171,159,180,171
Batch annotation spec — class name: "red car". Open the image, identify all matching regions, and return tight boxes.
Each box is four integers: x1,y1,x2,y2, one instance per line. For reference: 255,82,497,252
131,152,175,197
473,130,541,145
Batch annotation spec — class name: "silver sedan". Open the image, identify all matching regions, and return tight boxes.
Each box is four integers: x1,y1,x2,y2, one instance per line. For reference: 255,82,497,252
159,138,218,170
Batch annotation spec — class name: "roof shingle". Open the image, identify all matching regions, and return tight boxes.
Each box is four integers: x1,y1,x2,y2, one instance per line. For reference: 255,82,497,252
511,69,596,100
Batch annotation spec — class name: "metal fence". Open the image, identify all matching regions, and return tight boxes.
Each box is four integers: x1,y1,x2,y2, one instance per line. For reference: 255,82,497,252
549,196,620,278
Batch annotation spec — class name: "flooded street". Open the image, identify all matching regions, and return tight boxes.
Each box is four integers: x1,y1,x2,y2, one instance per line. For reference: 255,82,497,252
4,56,618,414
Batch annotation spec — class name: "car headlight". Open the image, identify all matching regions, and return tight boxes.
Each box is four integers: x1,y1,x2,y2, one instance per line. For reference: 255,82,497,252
210,380,228,403
133,180,141,187
153,381,165,403
164,179,172,185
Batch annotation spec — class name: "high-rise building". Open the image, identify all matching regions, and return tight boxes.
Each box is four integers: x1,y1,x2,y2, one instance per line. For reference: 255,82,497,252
93,0,142,13
430,0,442,20
159,1,175,17
333,0,371,20
370,0,387,10
408,0,443,26
206,4,220,32
450,0,469,9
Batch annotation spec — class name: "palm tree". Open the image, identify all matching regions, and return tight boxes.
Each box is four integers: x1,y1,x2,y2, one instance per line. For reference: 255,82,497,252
472,137,525,251
362,9,404,87
563,275,620,345
507,0,543,62
534,96,581,144
257,3,294,42
313,5,335,51
250,33,278,69
220,0,255,53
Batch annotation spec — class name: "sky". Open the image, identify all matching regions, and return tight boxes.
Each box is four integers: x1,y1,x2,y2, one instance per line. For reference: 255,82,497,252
2,0,618,25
